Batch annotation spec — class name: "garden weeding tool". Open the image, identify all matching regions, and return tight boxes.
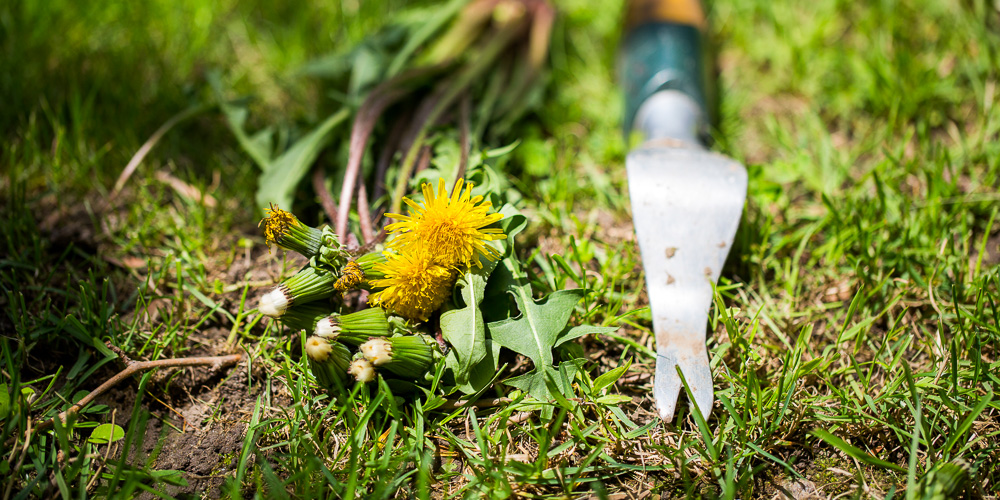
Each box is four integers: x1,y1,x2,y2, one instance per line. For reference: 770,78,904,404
621,0,747,420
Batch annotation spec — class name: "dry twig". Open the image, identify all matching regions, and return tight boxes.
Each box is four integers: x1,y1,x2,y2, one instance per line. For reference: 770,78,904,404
110,104,209,200
31,350,243,437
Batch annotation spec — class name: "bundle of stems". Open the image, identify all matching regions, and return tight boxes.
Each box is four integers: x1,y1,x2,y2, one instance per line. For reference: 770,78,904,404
328,0,554,247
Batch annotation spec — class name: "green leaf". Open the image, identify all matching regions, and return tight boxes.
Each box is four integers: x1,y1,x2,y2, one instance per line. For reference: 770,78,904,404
454,339,503,395
150,469,189,487
490,204,527,259
483,140,520,158
812,429,906,472
210,72,351,212
71,390,89,403
488,258,586,400
592,357,632,394
441,261,497,384
555,325,618,348
89,423,125,444
255,108,350,211
0,384,9,420
209,73,274,170
504,360,581,401
184,283,236,324
594,395,632,405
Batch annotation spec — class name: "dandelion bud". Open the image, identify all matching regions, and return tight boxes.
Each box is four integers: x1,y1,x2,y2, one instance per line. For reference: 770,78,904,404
315,308,391,345
359,335,436,379
305,336,333,362
360,339,393,366
355,252,387,283
259,204,327,257
349,358,376,383
259,266,336,317
279,303,332,333
308,338,352,391
315,317,342,339
259,288,291,317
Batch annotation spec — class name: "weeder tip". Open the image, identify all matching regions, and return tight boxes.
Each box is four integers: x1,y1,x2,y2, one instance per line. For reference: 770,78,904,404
654,355,681,421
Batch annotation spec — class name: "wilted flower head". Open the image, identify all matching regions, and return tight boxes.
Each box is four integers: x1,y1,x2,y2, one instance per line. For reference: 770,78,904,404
334,260,366,293
259,203,324,257
385,178,505,268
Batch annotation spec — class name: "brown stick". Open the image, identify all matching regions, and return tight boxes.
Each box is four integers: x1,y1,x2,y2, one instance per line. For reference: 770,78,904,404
336,65,446,238
31,352,243,436
337,86,408,238
312,167,338,225
357,182,375,245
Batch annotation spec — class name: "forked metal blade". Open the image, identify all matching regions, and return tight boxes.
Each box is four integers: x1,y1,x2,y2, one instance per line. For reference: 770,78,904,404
626,145,747,421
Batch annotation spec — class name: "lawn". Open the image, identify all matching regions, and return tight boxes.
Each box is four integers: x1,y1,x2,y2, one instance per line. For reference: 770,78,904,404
2,0,999,498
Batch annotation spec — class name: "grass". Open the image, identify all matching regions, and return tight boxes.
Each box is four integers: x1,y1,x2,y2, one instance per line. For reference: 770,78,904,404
2,0,999,498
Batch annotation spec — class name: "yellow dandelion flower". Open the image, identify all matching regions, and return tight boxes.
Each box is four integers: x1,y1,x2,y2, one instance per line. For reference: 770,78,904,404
367,251,456,321
385,178,506,268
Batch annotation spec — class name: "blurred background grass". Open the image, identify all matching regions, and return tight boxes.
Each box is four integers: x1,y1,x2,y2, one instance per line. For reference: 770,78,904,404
3,0,1000,496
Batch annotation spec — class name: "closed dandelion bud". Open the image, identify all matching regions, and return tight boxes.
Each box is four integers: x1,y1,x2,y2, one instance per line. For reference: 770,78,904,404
306,337,351,390
279,303,333,333
259,266,336,317
359,335,435,379
349,358,376,383
260,204,326,257
316,308,391,345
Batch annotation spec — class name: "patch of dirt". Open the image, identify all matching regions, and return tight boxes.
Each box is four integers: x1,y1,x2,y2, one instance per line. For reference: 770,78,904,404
970,230,1000,271
151,362,260,498
770,477,822,499
85,340,264,498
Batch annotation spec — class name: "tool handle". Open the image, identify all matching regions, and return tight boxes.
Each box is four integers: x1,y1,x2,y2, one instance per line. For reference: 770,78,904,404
621,0,712,146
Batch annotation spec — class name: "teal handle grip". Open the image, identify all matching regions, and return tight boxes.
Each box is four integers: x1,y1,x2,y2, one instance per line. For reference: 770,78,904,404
622,22,710,140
